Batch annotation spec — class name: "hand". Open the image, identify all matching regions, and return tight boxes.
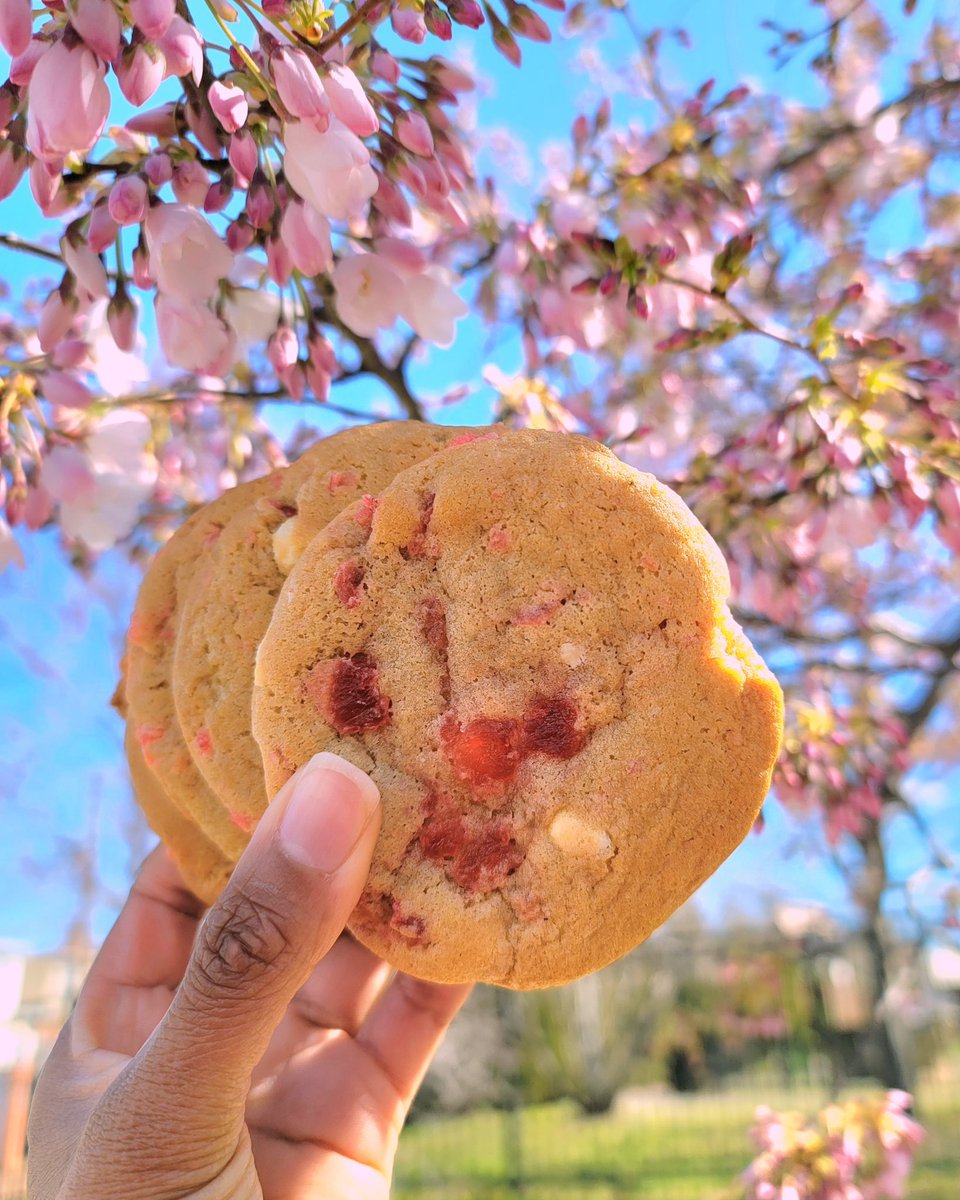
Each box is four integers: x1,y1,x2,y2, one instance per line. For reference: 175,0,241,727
27,753,471,1200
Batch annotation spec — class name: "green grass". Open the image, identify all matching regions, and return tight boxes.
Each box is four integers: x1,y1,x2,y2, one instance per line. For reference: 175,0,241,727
394,1083,960,1200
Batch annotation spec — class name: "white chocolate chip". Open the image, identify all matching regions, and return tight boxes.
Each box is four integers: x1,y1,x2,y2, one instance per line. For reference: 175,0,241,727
272,517,300,576
560,641,586,668
549,810,614,859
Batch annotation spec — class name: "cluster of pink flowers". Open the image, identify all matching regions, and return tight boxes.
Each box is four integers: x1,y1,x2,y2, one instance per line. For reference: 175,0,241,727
775,696,910,845
0,0,567,560
744,1091,925,1200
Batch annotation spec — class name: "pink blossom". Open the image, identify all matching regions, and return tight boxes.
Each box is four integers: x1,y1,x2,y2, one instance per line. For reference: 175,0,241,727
172,159,209,206
400,271,468,347
62,236,109,299
392,6,427,41
26,39,110,163
224,217,253,252
245,171,274,228
272,47,330,128
108,175,148,226
375,236,428,274
126,104,178,137
29,162,67,216
42,410,158,552
9,36,45,86
283,119,378,221
322,64,379,137
267,324,299,374
0,518,24,572
332,253,405,337
371,51,400,84
0,143,26,201
68,0,122,61
208,81,247,132
0,0,31,58
372,175,412,225
39,289,78,352
86,203,118,254
203,177,232,214
228,129,257,187
158,15,203,86
395,110,434,157
43,370,95,409
433,57,475,92
280,200,332,277
116,41,166,107
131,245,153,288
155,294,235,374
265,235,292,285
130,0,175,41
144,152,173,185
552,190,600,238
306,330,335,400
146,203,234,302
51,338,88,370
107,288,138,352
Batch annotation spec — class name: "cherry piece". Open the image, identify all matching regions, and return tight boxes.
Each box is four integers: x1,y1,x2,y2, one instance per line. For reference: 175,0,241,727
442,715,522,786
333,557,364,607
389,905,429,945
405,492,436,558
304,653,391,735
420,594,448,651
327,468,359,494
229,810,254,833
354,494,379,529
194,727,214,758
419,812,524,892
522,693,586,759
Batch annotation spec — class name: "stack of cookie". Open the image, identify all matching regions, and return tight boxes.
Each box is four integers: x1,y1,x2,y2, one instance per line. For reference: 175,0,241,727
119,424,783,988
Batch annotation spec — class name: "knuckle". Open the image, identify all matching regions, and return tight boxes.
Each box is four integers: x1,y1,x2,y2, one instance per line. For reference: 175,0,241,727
192,885,292,997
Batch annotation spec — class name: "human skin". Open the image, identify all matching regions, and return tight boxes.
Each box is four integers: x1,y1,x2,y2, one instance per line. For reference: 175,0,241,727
26,753,471,1200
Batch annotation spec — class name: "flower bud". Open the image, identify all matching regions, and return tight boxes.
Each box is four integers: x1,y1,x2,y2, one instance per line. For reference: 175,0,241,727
116,40,166,106
208,80,248,133
130,0,175,41
144,151,173,185
67,0,122,61
108,283,139,351
108,174,148,226
395,110,434,157
0,0,31,57
87,203,119,255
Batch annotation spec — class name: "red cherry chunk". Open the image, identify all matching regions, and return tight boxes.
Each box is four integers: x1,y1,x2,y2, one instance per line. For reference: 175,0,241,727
442,715,522,786
420,813,524,892
305,652,391,735
522,693,586,759
333,557,364,607
405,492,436,558
420,594,448,651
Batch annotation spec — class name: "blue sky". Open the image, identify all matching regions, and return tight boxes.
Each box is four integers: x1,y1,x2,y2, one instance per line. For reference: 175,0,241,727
0,0,955,954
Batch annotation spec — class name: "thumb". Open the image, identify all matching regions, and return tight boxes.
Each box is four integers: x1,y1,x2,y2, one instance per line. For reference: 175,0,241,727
118,752,380,1145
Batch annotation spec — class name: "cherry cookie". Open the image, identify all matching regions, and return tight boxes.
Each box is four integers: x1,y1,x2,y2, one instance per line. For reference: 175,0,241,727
173,422,478,826
252,429,783,989
124,474,284,861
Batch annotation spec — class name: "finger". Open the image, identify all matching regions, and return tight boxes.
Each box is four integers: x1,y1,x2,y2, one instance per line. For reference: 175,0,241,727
356,975,472,1111
72,844,207,1055
117,752,381,1145
252,934,392,1086
245,976,470,1167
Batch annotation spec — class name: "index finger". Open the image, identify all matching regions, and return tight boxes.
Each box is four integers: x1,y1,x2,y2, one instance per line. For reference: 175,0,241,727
71,845,207,1056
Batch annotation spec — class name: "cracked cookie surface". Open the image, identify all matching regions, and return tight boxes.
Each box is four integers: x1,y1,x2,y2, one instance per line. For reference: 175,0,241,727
173,422,477,823
252,429,784,989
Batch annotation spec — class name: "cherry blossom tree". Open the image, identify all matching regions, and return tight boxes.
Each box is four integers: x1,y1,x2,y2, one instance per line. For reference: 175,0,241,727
0,0,957,1102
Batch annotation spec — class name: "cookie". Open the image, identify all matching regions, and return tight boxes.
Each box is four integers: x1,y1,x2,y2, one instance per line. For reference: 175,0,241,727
124,473,285,859
125,727,232,905
173,422,479,825
251,429,783,989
